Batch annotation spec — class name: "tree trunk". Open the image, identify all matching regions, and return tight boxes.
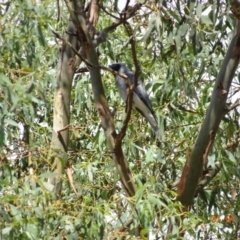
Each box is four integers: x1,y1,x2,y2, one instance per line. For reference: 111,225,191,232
51,18,78,196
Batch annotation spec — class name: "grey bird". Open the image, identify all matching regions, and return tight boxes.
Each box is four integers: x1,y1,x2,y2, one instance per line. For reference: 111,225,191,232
109,63,161,141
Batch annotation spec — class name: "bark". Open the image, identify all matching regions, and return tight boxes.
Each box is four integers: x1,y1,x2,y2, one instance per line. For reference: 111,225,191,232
51,18,78,195
177,20,240,207
87,0,99,26
230,0,240,20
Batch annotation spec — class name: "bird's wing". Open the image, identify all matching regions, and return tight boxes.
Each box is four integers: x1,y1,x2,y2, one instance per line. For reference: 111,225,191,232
115,75,128,102
124,70,156,117
133,92,161,141
134,81,156,118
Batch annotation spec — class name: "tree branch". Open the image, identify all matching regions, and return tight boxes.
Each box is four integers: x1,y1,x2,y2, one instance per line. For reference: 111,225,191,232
177,19,240,208
53,30,93,68
124,0,131,12
64,0,136,198
92,3,142,47
196,162,221,193
98,3,120,20
227,100,240,111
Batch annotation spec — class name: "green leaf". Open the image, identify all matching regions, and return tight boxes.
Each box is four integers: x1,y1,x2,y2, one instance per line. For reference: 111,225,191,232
26,223,38,236
0,126,4,147
98,131,105,151
65,220,75,231
87,163,93,182
142,19,155,42
10,204,19,216
34,207,43,218
2,227,12,235
148,194,169,209
5,118,18,127
225,150,236,163
40,172,61,179
37,23,45,47
0,74,11,84
196,4,202,18
140,228,148,237
175,33,181,53
179,24,188,37
42,181,55,191
182,217,190,226
208,154,215,167
201,15,213,25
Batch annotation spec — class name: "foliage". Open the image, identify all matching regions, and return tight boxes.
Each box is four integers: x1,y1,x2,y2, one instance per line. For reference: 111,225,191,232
1,0,240,239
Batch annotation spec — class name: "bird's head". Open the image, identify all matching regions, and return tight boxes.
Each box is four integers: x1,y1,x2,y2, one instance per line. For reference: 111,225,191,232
108,63,128,73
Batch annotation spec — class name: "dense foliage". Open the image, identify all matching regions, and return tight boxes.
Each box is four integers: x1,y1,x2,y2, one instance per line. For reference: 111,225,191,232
1,0,240,239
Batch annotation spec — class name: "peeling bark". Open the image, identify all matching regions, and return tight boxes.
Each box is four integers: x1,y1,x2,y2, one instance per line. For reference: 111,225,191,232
88,0,99,26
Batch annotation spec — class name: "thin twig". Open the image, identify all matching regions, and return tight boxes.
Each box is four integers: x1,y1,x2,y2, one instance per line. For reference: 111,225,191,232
124,0,131,12
52,30,93,68
98,3,120,20
93,3,142,47
196,162,221,193
53,30,131,81
227,100,240,111
66,163,79,197
56,0,60,22
115,22,140,144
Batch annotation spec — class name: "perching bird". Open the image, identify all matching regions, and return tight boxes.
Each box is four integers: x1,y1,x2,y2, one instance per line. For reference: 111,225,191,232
109,63,161,141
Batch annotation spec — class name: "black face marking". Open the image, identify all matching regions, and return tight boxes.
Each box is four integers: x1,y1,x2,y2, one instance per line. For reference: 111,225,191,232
108,63,122,72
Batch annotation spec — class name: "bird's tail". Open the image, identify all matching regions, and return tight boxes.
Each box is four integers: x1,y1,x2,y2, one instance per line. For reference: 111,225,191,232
148,116,161,142
153,128,161,142
136,107,161,141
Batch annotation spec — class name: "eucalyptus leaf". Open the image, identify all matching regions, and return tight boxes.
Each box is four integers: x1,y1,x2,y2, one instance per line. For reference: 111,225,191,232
42,181,55,191
2,226,12,235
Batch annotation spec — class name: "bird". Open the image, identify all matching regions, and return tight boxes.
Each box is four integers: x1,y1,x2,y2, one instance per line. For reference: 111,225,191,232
108,63,161,141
